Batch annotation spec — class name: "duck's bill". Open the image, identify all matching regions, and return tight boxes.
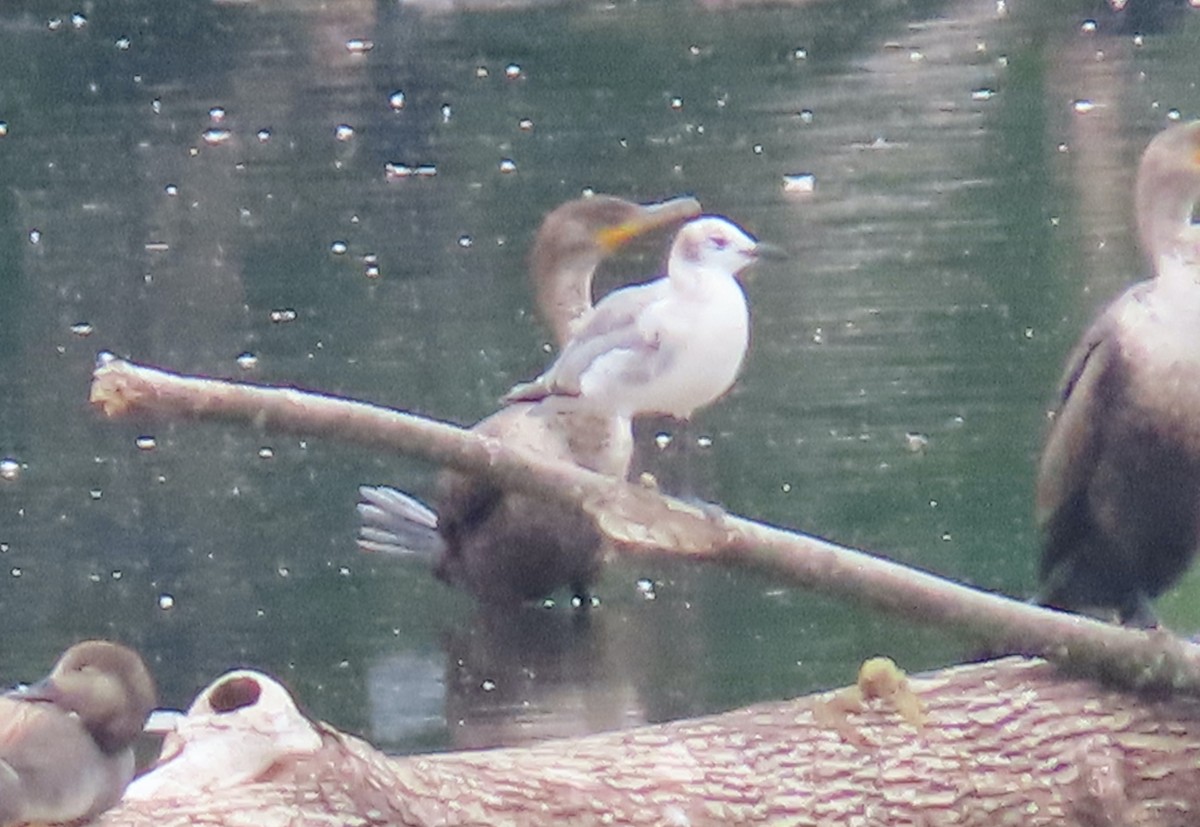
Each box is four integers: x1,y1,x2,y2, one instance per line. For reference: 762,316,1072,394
7,677,61,703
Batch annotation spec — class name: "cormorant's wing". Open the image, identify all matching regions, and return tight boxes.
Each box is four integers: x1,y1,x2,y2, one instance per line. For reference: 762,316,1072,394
1036,282,1149,577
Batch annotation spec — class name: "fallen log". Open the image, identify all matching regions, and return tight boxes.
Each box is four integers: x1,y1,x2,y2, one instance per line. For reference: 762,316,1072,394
98,657,1200,826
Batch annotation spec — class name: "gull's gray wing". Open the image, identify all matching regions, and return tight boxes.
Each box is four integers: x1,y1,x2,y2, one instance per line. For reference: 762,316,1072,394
504,279,666,402
544,280,666,392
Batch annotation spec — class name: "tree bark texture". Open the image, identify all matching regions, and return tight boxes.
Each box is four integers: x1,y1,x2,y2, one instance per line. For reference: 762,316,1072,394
97,657,1200,827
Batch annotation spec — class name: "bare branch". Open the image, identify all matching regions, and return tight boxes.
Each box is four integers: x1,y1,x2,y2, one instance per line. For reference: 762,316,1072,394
89,356,1200,693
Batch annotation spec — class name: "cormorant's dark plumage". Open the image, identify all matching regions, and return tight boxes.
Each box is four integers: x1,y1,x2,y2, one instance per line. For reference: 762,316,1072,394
1037,120,1200,624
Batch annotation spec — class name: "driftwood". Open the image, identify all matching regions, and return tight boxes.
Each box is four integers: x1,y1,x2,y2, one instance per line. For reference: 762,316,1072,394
98,658,1200,826
89,355,1200,694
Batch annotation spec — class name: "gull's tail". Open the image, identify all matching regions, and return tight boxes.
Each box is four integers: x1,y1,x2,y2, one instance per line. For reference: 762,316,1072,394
501,376,553,405
356,485,445,561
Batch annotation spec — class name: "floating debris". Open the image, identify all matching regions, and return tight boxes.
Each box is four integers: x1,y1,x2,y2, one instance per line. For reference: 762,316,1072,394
783,173,816,195
202,128,232,145
385,163,438,180
0,459,21,482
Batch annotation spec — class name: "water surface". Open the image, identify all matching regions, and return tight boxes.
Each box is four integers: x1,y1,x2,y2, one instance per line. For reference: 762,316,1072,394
1,0,1199,753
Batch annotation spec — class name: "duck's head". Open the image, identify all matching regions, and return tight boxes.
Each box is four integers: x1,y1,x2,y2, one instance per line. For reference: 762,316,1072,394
18,640,157,754
530,194,701,346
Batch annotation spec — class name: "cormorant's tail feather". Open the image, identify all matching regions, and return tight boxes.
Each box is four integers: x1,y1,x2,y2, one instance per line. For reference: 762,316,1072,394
356,485,444,561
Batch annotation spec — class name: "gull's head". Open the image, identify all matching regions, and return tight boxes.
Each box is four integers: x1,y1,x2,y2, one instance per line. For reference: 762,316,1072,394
671,215,764,278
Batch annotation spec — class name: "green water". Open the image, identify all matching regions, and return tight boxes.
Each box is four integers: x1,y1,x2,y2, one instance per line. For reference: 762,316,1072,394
1,0,1198,753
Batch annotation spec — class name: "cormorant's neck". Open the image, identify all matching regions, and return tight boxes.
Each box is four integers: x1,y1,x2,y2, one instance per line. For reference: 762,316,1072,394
533,255,600,348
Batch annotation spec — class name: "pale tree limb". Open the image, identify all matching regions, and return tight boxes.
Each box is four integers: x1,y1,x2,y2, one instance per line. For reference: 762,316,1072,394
99,659,1200,826
89,355,1200,693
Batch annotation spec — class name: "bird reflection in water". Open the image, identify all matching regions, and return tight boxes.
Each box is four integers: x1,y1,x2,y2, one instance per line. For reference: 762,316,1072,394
364,592,718,752
439,609,645,750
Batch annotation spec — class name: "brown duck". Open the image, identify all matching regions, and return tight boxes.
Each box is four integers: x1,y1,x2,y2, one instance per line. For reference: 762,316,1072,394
0,640,156,825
